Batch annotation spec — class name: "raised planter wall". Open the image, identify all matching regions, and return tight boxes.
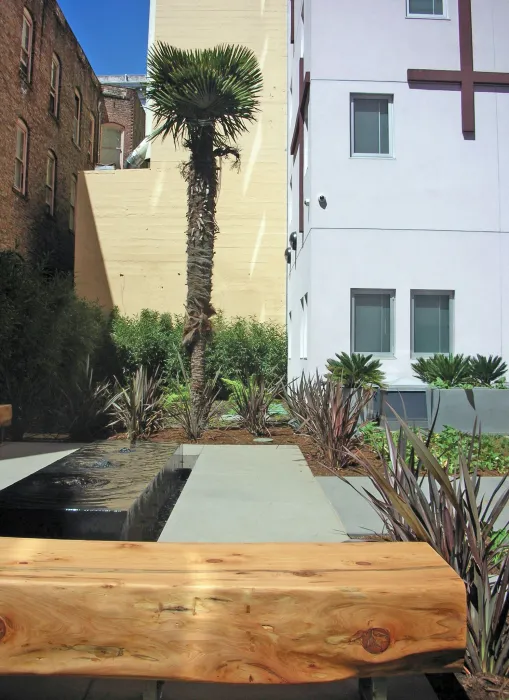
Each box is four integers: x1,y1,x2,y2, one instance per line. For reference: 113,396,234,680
429,388,509,435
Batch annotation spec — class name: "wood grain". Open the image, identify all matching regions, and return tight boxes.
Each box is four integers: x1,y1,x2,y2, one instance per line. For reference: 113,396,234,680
0,405,12,428
0,539,466,683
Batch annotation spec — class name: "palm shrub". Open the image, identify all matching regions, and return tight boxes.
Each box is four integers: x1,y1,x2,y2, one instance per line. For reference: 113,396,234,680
286,373,373,470
411,353,472,387
353,417,509,676
107,366,167,447
147,44,263,416
326,352,386,388
225,375,280,436
470,354,507,387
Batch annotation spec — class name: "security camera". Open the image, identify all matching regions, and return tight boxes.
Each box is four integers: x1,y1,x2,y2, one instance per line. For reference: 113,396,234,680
318,194,326,205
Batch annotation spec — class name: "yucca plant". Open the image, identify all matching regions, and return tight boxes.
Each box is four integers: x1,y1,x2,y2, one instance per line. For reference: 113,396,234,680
147,44,263,417
166,359,220,441
326,352,386,388
286,373,373,470
352,415,509,676
226,375,280,437
106,366,167,447
411,353,472,387
470,354,508,387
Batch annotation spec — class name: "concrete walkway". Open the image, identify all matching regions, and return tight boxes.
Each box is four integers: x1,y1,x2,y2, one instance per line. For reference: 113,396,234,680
0,442,82,490
318,475,509,537
159,445,348,542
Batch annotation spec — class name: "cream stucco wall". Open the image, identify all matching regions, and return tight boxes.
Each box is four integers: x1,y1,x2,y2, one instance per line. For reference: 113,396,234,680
75,0,287,321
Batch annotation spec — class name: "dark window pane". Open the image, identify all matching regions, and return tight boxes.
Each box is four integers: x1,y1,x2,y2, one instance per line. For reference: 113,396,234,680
434,0,444,14
354,99,380,154
379,100,390,154
354,294,391,353
414,294,450,354
409,0,434,14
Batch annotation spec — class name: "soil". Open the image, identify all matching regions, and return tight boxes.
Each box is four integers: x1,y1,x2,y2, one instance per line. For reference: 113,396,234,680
429,673,509,700
151,425,378,477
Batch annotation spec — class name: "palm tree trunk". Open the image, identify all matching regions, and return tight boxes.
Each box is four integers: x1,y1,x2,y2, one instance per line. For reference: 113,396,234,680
182,126,218,417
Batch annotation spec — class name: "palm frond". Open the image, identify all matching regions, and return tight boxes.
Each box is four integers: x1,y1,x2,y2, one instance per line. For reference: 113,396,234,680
147,43,263,149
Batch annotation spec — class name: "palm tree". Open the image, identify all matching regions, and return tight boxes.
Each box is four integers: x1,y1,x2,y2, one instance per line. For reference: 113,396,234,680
146,44,263,418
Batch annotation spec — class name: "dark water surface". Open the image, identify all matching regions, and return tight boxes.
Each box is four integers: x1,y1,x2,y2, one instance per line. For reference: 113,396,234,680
0,441,186,541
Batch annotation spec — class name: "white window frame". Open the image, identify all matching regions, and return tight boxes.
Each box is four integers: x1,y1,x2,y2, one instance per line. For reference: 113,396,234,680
88,112,96,162
411,290,454,357
45,151,56,216
73,90,82,146
20,8,33,81
50,54,61,117
69,175,77,232
350,94,394,159
300,293,308,360
288,311,292,360
100,123,125,169
351,289,395,357
14,119,28,195
406,0,448,19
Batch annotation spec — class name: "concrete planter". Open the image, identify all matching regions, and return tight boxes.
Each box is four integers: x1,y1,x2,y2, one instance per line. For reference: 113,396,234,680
429,388,509,434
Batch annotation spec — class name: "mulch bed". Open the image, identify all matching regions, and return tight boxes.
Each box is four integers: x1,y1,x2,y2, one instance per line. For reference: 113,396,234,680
151,425,378,477
429,673,509,700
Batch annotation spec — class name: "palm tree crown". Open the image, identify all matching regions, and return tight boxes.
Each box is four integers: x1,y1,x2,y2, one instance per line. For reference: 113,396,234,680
147,43,263,150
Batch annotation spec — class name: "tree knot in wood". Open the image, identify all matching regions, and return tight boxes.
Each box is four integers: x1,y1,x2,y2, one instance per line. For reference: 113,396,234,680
0,618,6,641
351,628,391,655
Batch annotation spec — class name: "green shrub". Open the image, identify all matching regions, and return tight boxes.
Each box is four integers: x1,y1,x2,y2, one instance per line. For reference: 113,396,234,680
0,252,109,439
412,353,508,388
207,314,287,386
326,352,386,388
111,309,185,377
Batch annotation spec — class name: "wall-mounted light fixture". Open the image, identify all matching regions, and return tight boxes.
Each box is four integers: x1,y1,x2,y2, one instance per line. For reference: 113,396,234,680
285,247,292,264
289,232,297,250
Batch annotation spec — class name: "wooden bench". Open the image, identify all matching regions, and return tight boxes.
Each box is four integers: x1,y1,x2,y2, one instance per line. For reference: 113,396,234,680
0,405,11,443
0,539,466,700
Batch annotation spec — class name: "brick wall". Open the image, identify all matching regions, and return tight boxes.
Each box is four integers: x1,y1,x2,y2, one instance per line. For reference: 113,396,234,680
0,0,103,271
100,86,146,167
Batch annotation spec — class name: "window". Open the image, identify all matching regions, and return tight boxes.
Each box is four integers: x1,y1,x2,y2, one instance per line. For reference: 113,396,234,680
14,120,28,195
300,294,308,359
49,54,61,116
407,0,446,17
20,8,33,81
73,90,81,146
88,113,96,161
352,290,394,355
351,95,393,157
69,175,77,232
288,312,292,359
100,124,124,169
45,151,56,215
412,291,453,355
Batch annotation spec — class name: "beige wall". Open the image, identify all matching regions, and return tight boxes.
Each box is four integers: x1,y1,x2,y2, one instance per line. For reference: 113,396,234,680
75,0,287,322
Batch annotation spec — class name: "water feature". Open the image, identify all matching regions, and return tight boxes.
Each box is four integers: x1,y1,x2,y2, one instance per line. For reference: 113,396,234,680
0,441,188,541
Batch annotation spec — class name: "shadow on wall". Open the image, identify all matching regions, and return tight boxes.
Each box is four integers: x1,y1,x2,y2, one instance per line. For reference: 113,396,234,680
74,173,114,312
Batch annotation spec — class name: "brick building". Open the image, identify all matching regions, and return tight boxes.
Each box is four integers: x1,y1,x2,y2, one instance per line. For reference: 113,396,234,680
98,84,146,169
0,0,102,271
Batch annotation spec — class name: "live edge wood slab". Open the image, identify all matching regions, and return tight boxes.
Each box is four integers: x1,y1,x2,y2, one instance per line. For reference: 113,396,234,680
0,539,466,683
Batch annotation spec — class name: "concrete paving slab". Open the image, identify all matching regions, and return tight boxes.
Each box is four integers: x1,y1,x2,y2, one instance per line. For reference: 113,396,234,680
0,442,82,490
0,675,438,700
159,445,348,542
318,476,509,537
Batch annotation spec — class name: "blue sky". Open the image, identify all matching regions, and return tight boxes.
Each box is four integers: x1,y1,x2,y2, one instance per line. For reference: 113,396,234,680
58,0,150,75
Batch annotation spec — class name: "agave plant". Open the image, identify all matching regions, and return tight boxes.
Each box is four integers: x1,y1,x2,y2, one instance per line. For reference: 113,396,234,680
147,44,263,417
286,373,373,470
411,353,472,387
226,375,280,437
470,354,507,387
352,415,509,676
326,352,386,388
106,366,167,447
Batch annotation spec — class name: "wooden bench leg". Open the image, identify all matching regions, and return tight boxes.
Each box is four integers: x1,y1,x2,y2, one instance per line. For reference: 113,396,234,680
141,680,164,700
359,678,388,700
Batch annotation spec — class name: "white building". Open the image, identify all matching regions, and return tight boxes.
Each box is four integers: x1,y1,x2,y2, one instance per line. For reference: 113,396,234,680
287,0,509,385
